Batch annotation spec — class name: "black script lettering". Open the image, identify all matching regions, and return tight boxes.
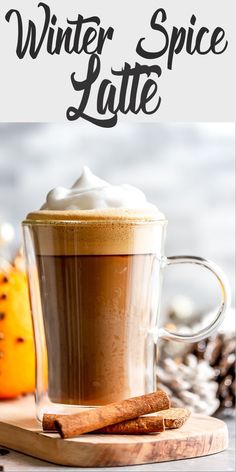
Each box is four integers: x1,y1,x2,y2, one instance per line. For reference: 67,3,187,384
66,54,114,126
186,16,227,55
67,16,114,55
5,2,50,59
47,14,74,54
167,27,186,69
97,79,116,115
67,57,161,127
140,80,159,114
210,27,228,54
109,63,161,114
48,15,113,55
186,16,211,55
136,9,228,70
136,8,168,60
5,2,114,58
186,15,196,54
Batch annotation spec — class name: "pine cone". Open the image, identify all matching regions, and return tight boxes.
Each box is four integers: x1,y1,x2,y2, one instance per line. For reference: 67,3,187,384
157,354,220,416
160,304,236,416
191,332,236,414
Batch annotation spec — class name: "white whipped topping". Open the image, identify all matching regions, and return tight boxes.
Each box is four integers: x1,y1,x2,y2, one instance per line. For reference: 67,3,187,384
42,166,160,212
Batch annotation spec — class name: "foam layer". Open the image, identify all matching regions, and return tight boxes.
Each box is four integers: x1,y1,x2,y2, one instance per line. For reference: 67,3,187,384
41,166,160,212
24,210,167,256
26,208,165,222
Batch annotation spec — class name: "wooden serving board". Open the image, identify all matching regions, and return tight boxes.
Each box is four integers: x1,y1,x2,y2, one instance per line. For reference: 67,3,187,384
0,396,228,468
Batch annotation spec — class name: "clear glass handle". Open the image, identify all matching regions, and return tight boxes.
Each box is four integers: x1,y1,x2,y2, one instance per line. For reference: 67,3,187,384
158,255,231,343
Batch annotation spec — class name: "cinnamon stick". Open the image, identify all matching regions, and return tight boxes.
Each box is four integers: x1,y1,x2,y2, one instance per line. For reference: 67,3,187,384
95,416,165,434
43,414,165,434
155,407,191,428
43,414,62,431
52,390,170,438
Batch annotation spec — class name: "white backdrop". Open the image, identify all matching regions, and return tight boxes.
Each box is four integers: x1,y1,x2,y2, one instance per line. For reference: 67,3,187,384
0,0,235,122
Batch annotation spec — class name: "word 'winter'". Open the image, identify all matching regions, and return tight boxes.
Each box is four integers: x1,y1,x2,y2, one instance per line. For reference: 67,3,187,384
5,2,114,58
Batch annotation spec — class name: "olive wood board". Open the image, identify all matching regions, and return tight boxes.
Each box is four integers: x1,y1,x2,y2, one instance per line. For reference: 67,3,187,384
0,396,228,467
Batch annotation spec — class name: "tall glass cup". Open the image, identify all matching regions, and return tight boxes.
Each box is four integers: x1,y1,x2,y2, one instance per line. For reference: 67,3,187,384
22,211,231,419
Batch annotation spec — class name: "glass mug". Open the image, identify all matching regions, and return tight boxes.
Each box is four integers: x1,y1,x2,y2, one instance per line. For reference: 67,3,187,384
22,214,231,419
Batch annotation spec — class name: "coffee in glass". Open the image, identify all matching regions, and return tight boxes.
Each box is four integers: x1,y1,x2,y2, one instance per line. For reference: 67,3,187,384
22,168,231,418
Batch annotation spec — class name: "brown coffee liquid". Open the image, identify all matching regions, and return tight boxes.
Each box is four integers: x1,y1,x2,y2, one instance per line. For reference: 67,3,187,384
36,253,158,405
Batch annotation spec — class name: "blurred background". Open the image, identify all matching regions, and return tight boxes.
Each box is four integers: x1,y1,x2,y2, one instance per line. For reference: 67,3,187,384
0,121,235,416
0,122,235,314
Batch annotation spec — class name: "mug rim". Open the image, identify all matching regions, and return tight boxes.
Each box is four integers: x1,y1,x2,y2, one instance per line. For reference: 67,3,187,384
23,209,167,225
22,218,168,226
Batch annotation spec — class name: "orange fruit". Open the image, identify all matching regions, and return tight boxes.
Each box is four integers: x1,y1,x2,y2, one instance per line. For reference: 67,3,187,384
0,266,35,398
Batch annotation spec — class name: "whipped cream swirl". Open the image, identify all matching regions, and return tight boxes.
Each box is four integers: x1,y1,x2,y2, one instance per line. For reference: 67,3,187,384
42,167,159,212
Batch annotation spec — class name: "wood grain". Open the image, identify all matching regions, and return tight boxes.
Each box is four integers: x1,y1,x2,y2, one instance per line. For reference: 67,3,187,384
0,396,228,467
